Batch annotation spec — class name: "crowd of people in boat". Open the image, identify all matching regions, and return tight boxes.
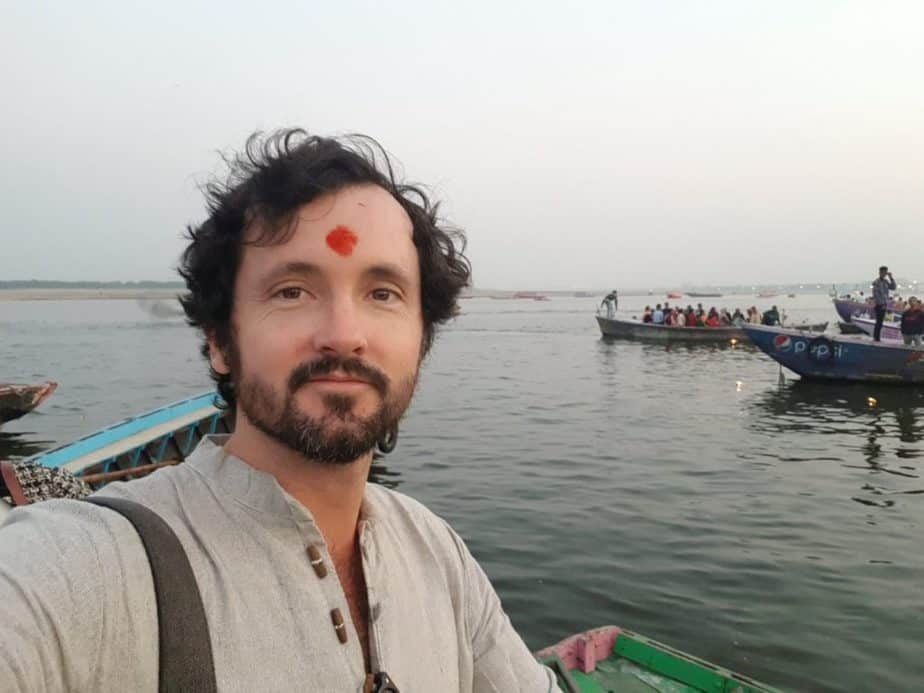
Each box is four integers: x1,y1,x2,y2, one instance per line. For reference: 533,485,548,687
641,302,783,328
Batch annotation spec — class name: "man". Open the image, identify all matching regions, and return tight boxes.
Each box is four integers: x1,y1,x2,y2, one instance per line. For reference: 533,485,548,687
872,265,897,341
900,297,923,347
0,130,560,692
761,305,781,326
599,289,618,318
664,306,674,326
652,303,665,324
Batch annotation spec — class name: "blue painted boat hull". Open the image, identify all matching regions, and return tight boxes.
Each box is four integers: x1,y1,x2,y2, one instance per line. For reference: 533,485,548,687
742,325,924,384
35,392,230,479
3,391,395,501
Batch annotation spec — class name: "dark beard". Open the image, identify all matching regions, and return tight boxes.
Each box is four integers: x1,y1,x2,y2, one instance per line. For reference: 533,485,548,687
235,355,416,465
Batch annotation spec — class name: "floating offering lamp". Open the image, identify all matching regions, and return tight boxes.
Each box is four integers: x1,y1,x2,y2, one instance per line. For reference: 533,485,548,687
867,396,878,408
729,338,738,346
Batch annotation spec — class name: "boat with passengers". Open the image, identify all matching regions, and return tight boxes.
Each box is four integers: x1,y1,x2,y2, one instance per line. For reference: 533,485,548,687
832,296,902,324
742,324,924,384
597,316,828,344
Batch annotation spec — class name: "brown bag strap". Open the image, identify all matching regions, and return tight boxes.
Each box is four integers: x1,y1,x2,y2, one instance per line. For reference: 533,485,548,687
86,497,217,693
0,460,29,506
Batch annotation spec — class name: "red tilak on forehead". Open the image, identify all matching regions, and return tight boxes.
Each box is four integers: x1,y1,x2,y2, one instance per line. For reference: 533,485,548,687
325,226,358,257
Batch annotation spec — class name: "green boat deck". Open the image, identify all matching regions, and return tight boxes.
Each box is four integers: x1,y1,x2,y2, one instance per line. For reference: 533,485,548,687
538,629,780,693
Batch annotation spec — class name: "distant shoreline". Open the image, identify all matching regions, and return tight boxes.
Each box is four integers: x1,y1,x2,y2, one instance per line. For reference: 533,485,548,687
0,287,851,302
0,288,183,302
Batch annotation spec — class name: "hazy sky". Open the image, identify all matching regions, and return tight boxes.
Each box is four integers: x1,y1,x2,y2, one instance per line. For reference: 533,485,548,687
2,1,922,289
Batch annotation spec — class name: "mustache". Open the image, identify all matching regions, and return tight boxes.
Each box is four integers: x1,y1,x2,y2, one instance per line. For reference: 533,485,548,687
288,355,389,396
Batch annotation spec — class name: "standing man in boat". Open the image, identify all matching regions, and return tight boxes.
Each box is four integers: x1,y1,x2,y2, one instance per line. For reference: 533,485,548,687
872,265,896,341
0,130,560,692
599,289,618,318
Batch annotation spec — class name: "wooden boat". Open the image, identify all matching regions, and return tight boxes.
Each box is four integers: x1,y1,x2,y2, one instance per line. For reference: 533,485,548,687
597,317,826,343
536,625,779,692
686,291,722,298
597,316,744,343
756,292,778,298
850,316,903,342
666,292,683,299
513,291,549,300
742,324,924,384
2,392,230,513
2,391,392,508
832,297,902,323
37,392,229,481
0,381,57,424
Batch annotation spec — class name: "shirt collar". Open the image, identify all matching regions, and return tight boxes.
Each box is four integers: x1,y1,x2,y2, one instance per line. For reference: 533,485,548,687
188,435,382,527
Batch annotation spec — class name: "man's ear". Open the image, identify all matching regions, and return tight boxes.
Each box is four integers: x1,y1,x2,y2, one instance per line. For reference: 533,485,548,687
207,332,231,375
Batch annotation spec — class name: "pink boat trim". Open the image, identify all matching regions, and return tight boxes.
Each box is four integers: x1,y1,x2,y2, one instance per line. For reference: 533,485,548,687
533,625,622,674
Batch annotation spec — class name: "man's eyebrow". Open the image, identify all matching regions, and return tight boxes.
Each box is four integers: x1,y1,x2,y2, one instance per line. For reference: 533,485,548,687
363,263,415,287
260,261,322,287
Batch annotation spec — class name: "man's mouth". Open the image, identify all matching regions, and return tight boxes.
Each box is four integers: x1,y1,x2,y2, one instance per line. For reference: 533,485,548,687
308,373,371,387
289,357,389,396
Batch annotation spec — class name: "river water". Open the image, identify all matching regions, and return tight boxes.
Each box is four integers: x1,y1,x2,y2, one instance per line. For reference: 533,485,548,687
2,294,922,691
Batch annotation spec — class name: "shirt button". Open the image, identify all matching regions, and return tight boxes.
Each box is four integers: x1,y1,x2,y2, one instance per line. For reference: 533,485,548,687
330,608,348,644
306,545,328,578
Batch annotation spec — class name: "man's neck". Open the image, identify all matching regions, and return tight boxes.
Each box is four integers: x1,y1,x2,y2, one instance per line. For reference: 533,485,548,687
221,418,373,558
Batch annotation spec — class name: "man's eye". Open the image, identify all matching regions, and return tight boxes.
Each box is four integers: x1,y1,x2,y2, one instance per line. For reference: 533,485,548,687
371,289,396,302
277,287,304,300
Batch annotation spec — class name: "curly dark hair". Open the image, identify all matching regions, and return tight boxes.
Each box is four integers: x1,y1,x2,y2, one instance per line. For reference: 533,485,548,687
178,129,471,409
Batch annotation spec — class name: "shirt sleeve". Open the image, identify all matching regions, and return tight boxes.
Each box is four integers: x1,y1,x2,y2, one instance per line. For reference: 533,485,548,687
0,501,158,692
444,526,562,693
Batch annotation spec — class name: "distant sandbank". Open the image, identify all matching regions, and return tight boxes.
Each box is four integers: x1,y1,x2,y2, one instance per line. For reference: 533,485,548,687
0,289,183,302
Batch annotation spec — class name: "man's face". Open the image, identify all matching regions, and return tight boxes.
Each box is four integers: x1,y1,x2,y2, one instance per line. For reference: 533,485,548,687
212,184,424,464
880,268,888,278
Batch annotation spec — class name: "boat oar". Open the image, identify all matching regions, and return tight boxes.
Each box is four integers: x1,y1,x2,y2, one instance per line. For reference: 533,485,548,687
80,460,181,486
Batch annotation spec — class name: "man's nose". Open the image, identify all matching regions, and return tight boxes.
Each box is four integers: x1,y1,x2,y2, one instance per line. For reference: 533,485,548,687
312,299,368,356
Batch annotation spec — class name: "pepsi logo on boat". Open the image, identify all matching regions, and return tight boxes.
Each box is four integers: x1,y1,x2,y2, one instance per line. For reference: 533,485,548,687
808,337,835,363
772,334,793,352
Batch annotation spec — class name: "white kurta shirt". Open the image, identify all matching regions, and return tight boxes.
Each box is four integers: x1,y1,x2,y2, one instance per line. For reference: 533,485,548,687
0,437,559,692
